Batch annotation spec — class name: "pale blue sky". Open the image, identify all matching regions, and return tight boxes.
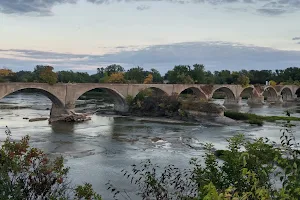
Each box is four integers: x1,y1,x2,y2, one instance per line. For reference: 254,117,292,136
0,0,300,72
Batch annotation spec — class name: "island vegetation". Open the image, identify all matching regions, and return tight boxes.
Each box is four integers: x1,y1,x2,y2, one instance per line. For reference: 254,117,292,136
224,111,300,126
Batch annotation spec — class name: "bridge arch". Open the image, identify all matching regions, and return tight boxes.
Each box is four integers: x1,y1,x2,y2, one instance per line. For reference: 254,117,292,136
263,86,278,102
74,87,128,112
280,87,293,101
296,88,300,98
0,87,66,117
134,87,168,99
211,86,236,100
239,86,256,99
178,87,207,100
0,88,64,106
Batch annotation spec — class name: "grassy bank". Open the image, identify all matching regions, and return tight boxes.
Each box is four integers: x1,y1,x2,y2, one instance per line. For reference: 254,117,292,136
224,111,300,126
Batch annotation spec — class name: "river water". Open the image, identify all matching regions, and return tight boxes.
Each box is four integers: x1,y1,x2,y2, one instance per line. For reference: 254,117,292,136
1,93,300,199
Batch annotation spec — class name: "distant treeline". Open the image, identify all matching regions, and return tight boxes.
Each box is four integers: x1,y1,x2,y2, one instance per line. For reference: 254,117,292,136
1,64,300,86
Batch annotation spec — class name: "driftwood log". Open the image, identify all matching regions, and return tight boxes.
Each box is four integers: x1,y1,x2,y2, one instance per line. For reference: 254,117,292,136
29,117,48,122
49,111,92,123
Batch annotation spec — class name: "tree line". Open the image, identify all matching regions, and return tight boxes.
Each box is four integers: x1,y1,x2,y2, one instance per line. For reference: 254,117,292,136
1,64,300,86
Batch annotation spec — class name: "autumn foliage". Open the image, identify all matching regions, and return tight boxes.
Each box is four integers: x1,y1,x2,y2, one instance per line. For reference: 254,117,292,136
0,68,14,77
106,72,126,83
269,80,277,87
143,74,153,84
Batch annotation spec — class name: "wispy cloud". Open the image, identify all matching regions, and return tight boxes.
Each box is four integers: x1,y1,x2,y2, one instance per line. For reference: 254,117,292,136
1,0,300,16
1,41,300,73
257,8,286,16
136,5,151,11
0,0,77,16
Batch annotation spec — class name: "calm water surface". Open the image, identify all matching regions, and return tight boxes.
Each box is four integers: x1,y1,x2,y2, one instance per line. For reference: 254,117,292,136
1,93,300,199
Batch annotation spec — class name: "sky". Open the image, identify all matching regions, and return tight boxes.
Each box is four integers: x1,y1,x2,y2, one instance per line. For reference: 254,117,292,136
0,0,300,73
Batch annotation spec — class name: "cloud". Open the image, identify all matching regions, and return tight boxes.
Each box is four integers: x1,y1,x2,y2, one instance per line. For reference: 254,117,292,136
1,41,300,73
257,8,286,15
136,5,151,11
293,37,300,40
1,0,300,16
0,0,78,16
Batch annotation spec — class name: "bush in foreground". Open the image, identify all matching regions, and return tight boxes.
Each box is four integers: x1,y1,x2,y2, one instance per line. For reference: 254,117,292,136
0,127,101,200
108,119,300,200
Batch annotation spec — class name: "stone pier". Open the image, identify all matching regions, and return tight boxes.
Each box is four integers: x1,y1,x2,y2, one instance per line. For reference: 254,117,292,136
247,96,264,105
224,97,242,106
266,95,283,104
50,104,69,118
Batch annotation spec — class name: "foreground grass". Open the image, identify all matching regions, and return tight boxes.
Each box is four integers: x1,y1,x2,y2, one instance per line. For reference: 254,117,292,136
224,111,300,126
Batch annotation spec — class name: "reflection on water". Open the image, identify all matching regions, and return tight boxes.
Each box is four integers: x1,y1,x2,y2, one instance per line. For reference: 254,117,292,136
1,94,300,199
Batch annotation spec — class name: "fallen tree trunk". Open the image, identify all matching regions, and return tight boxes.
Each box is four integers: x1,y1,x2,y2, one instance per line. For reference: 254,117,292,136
29,117,48,122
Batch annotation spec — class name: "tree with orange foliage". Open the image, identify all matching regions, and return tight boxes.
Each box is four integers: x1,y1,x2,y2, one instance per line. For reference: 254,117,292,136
0,68,14,76
143,74,153,84
107,72,126,83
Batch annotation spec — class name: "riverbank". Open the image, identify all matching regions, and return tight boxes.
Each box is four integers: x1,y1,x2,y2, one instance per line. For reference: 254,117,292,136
224,111,300,126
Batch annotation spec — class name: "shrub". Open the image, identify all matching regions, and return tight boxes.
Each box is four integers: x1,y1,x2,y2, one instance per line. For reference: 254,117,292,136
248,118,264,126
0,127,101,200
108,116,300,200
125,95,134,105
224,111,300,125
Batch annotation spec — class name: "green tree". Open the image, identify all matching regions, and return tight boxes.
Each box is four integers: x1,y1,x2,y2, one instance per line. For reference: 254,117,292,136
150,68,163,83
214,70,232,84
166,65,192,83
237,74,250,87
204,71,215,84
36,66,57,85
125,66,145,83
231,71,240,84
191,64,205,83
105,64,124,76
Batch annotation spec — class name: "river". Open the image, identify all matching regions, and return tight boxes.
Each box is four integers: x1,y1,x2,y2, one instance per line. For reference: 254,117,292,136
1,93,300,199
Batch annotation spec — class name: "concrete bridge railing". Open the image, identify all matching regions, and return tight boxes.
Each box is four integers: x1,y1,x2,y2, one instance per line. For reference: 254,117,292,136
0,83,299,118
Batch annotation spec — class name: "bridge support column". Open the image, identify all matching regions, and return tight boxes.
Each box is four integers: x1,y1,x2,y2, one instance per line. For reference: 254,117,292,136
266,95,283,104
282,93,295,102
224,97,241,106
114,104,129,113
50,104,69,118
247,96,264,105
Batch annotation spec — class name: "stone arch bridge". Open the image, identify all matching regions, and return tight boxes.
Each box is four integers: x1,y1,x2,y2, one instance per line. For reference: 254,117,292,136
0,83,299,117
